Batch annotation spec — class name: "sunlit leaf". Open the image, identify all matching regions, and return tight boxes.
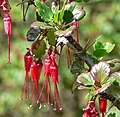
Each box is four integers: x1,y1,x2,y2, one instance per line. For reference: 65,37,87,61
35,1,53,22
77,72,94,86
103,42,115,53
53,7,59,23
60,7,65,22
93,41,104,50
31,21,53,30
90,61,110,83
109,72,120,84
26,27,41,41
93,41,115,58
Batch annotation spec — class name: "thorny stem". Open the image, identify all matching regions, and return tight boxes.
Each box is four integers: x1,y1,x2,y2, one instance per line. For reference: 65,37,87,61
100,92,120,110
67,36,94,68
107,59,120,64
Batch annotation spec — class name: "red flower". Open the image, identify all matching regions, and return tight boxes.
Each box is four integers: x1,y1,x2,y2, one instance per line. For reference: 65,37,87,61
21,50,33,100
44,56,52,77
37,51,62,111
50,60,58,83
82,101,99,117
0,0,9,12
30,58,43,106
99,97,107,117
3,12,12,63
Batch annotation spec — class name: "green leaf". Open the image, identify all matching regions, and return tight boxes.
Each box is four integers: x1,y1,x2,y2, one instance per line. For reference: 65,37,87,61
63,10,73,24
35,1,53,22
93,41,104,50
26,27,41,41
93,49,107,58
31,21,53,30
93,41,115,58
77,73,95,86
72,82,80,93
32,39,46,58
109,72,120,84
47,30,56,46
53,7,59,23
78,85,93,90
71,60,83,74
107,84,120,97
90,61,110,83
103,42,115,53
60,7,65,22
93,82,111,95
55,25,76,37
108,113,117,117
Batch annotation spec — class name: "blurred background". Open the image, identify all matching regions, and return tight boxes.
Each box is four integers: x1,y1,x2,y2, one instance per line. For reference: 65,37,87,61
0,0,120,117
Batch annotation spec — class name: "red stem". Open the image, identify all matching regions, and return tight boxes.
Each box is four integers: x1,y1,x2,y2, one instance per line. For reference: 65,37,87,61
7,34,10,64
102,112,104,117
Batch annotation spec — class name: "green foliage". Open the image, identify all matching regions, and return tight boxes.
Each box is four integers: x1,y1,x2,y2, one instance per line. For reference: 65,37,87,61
31,39,46,58
108,113,117,117
47,30,56,45
31,21,54,30
77,73,95,86
35,1,53,22
93,41,115,58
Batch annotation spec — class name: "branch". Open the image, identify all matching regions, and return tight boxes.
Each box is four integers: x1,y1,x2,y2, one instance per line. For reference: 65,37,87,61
66,36,94,68
107,59,120,64
100,92,120,110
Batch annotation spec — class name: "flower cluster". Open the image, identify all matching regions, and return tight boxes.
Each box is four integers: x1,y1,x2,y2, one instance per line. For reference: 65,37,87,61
21,46,62,111
82,100,99,117
0,0,12,63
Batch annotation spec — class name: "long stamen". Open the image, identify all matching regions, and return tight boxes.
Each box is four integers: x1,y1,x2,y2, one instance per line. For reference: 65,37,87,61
55,83,62,110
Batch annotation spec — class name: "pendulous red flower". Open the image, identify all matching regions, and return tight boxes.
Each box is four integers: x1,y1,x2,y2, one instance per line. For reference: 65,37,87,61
3,12,12,63
30,58,43,106
37,50,62,111
21,50,33,100
99,97,107,117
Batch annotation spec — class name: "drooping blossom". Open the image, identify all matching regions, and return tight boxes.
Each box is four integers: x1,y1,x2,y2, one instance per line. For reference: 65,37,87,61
30,58,43,106
0,0,9,12
3,12,12,63
37,47,62,111
21,49,33,100
82,100,99,117
50,58,62,111
99,97,107,117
